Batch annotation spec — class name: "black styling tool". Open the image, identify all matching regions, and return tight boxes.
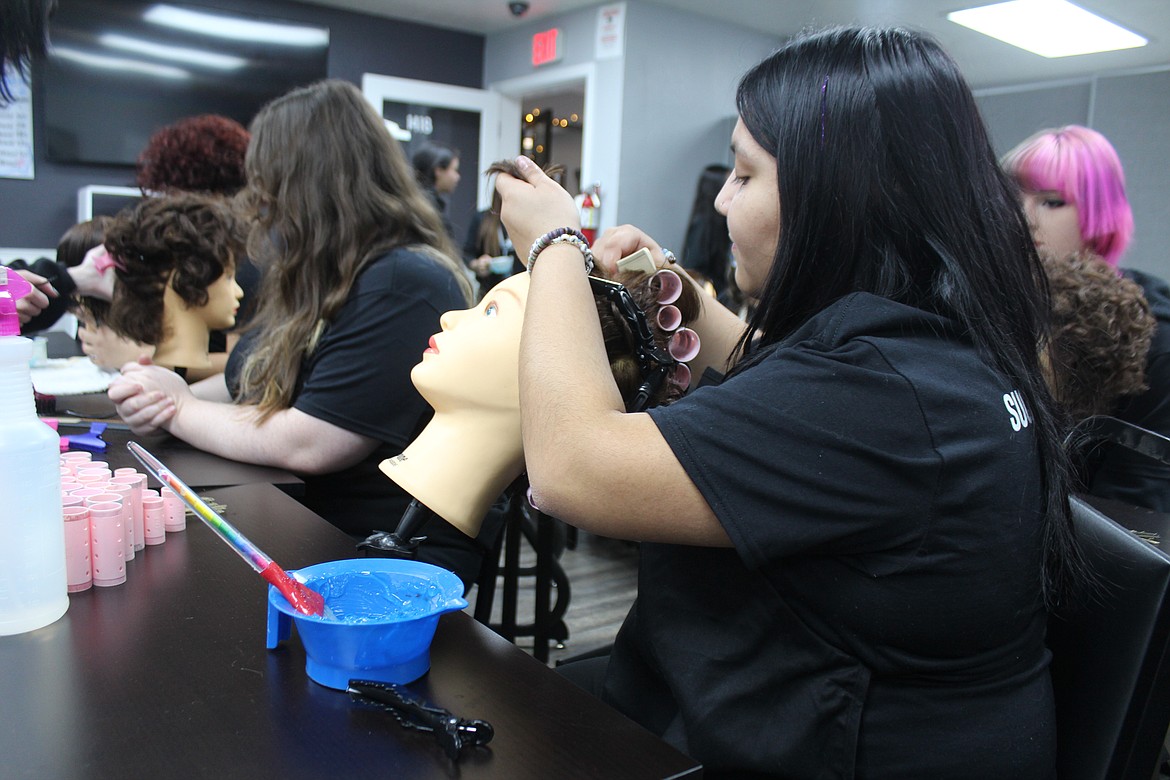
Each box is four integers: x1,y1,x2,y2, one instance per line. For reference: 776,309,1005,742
357,498,435,558
347,679,494,760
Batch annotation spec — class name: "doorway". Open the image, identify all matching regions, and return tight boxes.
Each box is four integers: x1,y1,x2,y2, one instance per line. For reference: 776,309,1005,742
519,86,585,196
489,62,600,219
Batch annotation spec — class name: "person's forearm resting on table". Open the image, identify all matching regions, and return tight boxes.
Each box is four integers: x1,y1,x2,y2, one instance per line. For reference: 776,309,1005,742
122,371,377,475
166,398,377,475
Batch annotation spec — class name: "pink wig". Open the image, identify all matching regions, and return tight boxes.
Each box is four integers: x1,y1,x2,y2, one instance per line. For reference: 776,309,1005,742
1001,125,1134,266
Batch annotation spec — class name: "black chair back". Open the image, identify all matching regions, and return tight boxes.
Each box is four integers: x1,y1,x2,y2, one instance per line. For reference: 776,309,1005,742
1066,415,1170,468
1049,496,1170,780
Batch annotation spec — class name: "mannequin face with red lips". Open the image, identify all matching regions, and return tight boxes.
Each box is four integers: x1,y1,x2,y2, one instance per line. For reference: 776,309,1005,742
411,272,529,414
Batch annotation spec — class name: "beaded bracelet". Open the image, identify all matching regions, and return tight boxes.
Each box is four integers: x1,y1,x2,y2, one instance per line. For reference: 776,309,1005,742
527,227,595,273
548,234,595,274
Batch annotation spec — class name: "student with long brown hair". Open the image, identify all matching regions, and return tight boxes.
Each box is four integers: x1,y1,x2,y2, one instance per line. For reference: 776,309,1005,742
107,80,491,587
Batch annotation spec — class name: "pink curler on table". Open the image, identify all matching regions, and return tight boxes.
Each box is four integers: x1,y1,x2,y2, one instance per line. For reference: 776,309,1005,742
141,494,166,546
87,501,126,587
62,506,92,593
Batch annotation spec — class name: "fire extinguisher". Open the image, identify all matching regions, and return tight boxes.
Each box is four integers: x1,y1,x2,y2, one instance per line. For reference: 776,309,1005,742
576,183,601,244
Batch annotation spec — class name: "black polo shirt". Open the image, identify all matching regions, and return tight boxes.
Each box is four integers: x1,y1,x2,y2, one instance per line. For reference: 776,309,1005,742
622,293,1054,778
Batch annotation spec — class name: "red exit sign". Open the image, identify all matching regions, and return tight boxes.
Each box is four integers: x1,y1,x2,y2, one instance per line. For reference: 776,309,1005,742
532,28,563,66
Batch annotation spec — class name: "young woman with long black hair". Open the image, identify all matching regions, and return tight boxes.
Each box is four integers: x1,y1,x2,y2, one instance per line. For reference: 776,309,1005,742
496,26,1078,778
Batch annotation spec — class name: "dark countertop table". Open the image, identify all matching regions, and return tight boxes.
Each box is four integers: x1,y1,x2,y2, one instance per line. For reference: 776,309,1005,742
0,481,701,779
50,398,303,491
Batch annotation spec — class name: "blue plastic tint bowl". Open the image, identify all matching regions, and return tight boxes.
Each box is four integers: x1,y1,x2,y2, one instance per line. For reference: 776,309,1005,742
265,558,468,690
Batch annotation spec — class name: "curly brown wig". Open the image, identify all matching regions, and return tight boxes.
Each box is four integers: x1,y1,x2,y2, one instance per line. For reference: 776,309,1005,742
105,193,243,345
1043,250,1154,422
136,115,250,196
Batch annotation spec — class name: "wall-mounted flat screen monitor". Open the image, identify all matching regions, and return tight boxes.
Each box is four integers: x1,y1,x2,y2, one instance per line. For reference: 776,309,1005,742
77,185,145,222
43,0,330,166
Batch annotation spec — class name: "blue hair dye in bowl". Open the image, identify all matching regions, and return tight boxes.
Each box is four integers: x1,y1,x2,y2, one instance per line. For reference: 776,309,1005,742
265,558,467,690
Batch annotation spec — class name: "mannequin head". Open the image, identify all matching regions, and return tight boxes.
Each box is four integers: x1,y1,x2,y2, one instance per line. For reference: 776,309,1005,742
382,256,701,535
105,193,244,369
1042,250,1153,421
414,265,700,413
412,272,529,415
1002,125,1134,267
136,114,250,196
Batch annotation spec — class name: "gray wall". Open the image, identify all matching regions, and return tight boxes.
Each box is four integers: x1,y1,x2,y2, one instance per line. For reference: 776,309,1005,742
977,67,1170,279
0,0,484,252
483,2,778,251
483,1,1169,280
484,3,627,240
620,3,777,251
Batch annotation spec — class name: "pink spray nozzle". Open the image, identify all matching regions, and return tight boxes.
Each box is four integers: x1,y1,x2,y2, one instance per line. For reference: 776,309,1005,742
0,266,35,337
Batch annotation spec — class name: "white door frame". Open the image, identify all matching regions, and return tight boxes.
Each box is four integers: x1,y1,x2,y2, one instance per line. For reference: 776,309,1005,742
488,62,597,202
361,73,512,210
362,64,599,213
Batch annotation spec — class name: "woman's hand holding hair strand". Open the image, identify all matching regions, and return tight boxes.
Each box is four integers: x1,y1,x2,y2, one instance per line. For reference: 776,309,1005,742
495,158,730,547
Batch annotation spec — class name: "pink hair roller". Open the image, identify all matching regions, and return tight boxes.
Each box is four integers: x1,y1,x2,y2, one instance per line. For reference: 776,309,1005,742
70,487,107,503
650,268,683,305
656,304,682,332
669,363,692,389
142,494,166,546
160,487,186,533
104,482,136,561
668,328,701,363
88,501,126,587
111,473,146,553
63,506,93,593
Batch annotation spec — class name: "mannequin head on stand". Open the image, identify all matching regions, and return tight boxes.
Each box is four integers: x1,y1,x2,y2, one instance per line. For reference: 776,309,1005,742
380,208,702,537
105,193,244,371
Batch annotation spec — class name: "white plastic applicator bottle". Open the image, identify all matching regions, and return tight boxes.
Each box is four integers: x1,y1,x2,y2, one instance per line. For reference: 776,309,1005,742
0,267,68,636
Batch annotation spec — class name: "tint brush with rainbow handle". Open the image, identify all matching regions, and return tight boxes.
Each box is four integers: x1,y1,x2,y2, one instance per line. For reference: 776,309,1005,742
127,441,327,617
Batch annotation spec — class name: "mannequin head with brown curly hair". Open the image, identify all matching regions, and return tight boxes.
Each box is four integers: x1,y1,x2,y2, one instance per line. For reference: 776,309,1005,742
1042,250,1154,422
136,114,250,196
105,193,244,369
